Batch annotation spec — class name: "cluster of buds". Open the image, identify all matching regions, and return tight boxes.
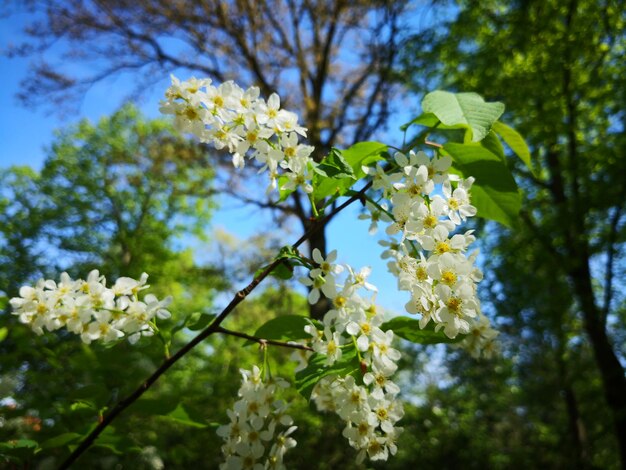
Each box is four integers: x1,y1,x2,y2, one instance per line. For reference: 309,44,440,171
217,366,297,470
364,150,499,356
10,271,171,345
298,252,404,463
160,76,315,194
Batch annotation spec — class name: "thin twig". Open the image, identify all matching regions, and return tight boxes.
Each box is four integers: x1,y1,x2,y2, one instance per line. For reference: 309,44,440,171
59,182,372,469
215,326,313,351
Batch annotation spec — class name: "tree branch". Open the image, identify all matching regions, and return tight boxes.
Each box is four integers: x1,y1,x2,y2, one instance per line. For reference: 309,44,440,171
215,326,313,351
59,181,373,469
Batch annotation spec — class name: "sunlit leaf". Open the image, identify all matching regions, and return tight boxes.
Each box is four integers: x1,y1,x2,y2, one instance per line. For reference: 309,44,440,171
492,121,534,174
422,91,505,142
444,142,521,227
380,316,463,345
314,142,387,201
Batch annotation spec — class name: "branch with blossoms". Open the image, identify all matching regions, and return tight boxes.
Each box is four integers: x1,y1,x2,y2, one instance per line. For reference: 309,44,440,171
9,79,530,468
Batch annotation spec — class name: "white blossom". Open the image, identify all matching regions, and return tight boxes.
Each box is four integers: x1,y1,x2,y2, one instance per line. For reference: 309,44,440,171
10,271,171,345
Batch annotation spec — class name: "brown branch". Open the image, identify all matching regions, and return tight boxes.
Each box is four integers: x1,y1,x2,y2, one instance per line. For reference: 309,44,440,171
215,326,313,351
59,181,373,469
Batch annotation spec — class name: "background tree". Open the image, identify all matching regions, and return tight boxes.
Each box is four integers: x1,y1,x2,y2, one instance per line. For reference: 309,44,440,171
0,167,46,299
400,0,626,466
6,0,410,318
0,106,227,466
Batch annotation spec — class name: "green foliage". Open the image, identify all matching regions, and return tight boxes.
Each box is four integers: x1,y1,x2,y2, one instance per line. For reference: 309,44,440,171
314,149,355,179
295,345,361,400
400,0,626,467
313,142,387,201
0,439,40,464
36,104,215,279
252,314,314,342
444,142,522,227
0,167,46,295
421,90,505,142
399,90,525,227
381,316,463,345
0,105,227,468
492,121,533,175
185,313,217,332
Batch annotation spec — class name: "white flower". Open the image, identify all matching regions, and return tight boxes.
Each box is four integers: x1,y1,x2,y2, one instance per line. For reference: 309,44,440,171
309,249,343,279
435,283,478,338
11,271,172,345
363,366,400,398
419,225,467,255
112,272,149,296
318,328,343,365
443,178,477,224
368,329,401,375
346,266,377,292
161,76,314,195
359,201,392,235
299,273,336,304
413,151,452,183
345,309,382,352
218,367,297,469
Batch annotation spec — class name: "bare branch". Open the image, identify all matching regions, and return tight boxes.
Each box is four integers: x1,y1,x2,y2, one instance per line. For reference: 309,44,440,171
215,326,313,351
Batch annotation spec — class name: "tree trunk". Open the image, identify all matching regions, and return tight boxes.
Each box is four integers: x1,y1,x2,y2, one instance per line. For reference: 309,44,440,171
557,348,590,468
571,261,626,468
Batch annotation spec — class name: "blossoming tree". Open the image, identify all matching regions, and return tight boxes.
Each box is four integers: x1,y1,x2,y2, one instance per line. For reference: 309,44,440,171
8,77,530,468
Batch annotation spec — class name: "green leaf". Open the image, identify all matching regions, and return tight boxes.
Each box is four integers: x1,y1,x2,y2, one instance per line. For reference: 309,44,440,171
313,142,387,201
295,344,360,400
40,433,82,450
422,91,505,142
67,385,110,413
133,396,179,416
91,427,139,455
380,316,463,345
444,142,521,227
162,403,208,428
314,149,355,179
271,262,294,280
0,439,40,461
277,245,302,260
480,130,505,160
187,313,216,331
492,121,534,174
340,142,387,180
70,401,97,412
0,327,7,342
0,439,39,451
254,258,297,281
252,315,312,342
400,112,441,131
277,174,295,202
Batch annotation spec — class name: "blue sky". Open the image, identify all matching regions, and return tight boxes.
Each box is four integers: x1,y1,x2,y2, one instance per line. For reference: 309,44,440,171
0,10,426,315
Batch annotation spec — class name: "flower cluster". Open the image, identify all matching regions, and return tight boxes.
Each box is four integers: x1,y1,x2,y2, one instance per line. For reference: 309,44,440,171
299,251,404,463
364,150,499,352
218,366,297,470
10,271,172,344
160,76,315,194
